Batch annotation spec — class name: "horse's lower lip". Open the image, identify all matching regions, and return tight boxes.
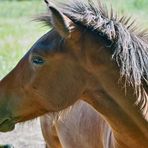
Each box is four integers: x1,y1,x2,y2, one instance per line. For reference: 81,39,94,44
0,118,15,132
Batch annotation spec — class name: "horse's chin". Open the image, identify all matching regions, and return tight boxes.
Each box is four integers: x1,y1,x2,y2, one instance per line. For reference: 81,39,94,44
0,119,15,132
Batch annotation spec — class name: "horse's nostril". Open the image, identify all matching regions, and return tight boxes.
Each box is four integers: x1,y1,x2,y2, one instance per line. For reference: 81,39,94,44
0,118,11,125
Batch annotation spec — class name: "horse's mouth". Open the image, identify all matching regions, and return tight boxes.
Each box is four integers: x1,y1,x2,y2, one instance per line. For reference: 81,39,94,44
0,118,15,132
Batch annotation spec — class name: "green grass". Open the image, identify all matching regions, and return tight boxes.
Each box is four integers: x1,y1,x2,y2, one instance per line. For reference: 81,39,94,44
0,0,48,79
107,0,148,25
0,0,148,79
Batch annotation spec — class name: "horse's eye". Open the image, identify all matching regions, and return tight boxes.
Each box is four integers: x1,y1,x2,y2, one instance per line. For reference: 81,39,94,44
32,56,45,65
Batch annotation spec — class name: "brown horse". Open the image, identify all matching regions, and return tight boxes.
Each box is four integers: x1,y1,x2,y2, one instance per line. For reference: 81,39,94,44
40,100,113,148
0,0,148,147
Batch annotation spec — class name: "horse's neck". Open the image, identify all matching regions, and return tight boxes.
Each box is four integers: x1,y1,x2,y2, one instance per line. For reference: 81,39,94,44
84,88,148,148
82,36,148,147
55,101,114,148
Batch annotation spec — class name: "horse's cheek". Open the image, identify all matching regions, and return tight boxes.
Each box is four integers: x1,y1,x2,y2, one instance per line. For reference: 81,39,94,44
43,64,85,110
58,67,85,107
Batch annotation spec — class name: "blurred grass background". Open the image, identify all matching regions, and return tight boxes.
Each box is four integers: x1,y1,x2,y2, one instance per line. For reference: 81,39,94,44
0,0,148,79
0,0,46,78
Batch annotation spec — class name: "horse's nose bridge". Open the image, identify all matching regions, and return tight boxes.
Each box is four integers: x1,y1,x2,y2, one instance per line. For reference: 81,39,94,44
0,76,12,93
1,70,17,91
0,82,10,102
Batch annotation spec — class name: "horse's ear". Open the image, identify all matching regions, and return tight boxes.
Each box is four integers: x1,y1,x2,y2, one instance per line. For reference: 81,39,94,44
49,6,70,38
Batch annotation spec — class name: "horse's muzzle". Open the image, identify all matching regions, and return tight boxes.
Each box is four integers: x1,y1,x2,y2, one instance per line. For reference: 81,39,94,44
0,118,15,132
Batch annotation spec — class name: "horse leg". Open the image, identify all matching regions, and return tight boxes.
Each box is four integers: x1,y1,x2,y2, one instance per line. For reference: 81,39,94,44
40,115,62,148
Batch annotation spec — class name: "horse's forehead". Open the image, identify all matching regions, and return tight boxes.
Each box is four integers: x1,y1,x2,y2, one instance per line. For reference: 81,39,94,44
31,29,62,55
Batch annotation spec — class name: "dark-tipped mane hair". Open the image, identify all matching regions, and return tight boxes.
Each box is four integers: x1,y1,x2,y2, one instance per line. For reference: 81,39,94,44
37,0,148,113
